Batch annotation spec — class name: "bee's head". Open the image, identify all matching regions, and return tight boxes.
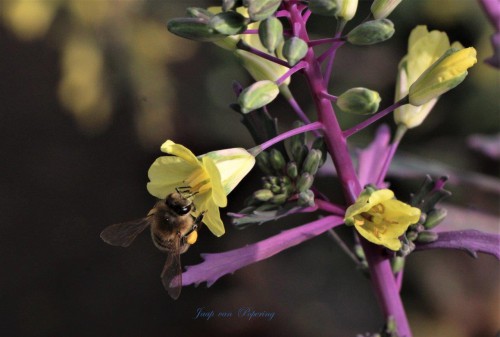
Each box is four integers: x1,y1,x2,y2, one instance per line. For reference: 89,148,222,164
165,192,192,215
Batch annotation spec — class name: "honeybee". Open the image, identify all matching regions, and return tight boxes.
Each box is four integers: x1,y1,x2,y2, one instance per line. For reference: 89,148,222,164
100,189,203,299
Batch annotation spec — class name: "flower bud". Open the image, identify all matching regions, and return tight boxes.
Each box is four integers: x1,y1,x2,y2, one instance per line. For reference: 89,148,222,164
286,161,298,179
337,87,381,115
423,208,447,230
308,0,339,17
298,190,315,207
409,47,477,106
296,172,314,192
347,19,395,45
246,0,282,22
167,17,225,42
256,151,273,175
416,230,439,243
238,80,280,113
235,50,290,84
336,0,358,21
311,137,327,166
258,17,284,53
222,0,240,11
391,256,405,273
283,37,308,66
269,148,286,171
370,0,402,19
302,149,322,175
254,189,274,201
209,11,248,35
291,143,308,168
271,193,288,204
186,7,214,21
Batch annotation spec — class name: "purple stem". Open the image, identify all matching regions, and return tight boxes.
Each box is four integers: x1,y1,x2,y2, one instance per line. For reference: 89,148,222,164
309,37,344,47
237,42,290,67
250,121,324,154
285,3,412,336
478,0,500,29
376,125,407,185
241,29,259,35
323,32,343,87
276,61,307,85
317,40,345,64
343,99,407,138
315,198,346,215
320,91,338,102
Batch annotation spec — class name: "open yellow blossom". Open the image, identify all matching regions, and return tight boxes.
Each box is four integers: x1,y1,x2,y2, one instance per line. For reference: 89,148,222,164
147,140,255,237
394,26,476,128
345,188,421,251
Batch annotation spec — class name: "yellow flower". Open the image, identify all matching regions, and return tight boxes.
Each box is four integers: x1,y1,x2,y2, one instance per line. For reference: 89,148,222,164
344,188,421,251
394,26,476,128
147,140,255,237
409,46,477,106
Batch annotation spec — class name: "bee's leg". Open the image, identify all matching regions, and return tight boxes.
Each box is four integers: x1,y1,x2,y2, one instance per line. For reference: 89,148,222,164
181,211,205,245
193,211,205,225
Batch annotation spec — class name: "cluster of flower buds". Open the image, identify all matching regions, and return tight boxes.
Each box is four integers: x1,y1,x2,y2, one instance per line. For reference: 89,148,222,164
230,122,327,227
167,0,283,42
398,175,451,256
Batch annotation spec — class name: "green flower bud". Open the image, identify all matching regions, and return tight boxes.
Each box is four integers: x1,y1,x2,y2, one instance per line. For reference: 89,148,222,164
269,148,286,171
391,255,405,273
337,0,358,21
416,231,439,243
298,190,315,207
235,49,291,84
271,193,288,204
406,230,418,241
238,80,280,113
311,137,327,166
186,7,214,21
254,189,274,201
290,121,306,146
302,149,322,175
209,11,248,35
258,17,284,53
296,172,314,192
308,0,339,17
337,87,381,115
167,17,225,42
370,0,403,19
283,37,308,66
423,208,447,230
246,0,282,22
291,143,308,169
347,19,395,45
286,162,298,179
222,0,242,12
256,151,273,175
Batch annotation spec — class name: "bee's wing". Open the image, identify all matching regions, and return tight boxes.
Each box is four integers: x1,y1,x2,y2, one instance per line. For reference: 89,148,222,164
100,218,151,247
161,235,183,300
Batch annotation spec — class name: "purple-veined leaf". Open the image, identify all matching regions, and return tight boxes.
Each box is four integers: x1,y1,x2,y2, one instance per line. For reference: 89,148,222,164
182,215,344,287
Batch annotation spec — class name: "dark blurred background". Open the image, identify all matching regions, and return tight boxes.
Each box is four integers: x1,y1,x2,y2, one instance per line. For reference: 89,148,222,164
1,0,498,336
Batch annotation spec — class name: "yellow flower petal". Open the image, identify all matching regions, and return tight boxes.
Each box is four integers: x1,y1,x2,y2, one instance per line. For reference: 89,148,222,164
147,156,196,198
202,156,227,207
205,148,256,194
409,47,477,106
195,193,225,237
345,188,421,251
160,140,200,167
